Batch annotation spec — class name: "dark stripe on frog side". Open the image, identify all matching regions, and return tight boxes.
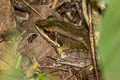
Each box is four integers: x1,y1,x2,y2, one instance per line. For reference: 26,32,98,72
56,33,88,51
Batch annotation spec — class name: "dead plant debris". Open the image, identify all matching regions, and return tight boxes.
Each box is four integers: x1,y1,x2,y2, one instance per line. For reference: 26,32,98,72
0,0,102,80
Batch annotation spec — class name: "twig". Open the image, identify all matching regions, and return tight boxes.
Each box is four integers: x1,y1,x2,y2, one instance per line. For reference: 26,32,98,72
22,0,45,19
38,66,68,72
26,60,39,77
52,0,59,9
75,2,81,17
57,59,91,68
65,74,74,80
55,1,65,11
46,56,57,61
87,0,99,80
71,67,81,79
82,0,89,26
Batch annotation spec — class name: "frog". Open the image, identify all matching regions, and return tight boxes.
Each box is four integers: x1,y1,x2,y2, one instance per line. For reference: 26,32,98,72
35,15,90,56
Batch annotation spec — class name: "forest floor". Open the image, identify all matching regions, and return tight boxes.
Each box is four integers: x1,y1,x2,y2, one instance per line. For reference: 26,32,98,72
0,0,101,80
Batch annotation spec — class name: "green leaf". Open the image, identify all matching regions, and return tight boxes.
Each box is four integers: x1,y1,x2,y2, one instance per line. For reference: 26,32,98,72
39,74,45,80
50,77,56,80
0,30,29,80
99,0,120,80
45,70,50,75
15,55,23,69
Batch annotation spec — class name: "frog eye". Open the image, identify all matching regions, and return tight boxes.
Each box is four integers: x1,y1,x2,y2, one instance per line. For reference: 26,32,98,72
43,28,50,34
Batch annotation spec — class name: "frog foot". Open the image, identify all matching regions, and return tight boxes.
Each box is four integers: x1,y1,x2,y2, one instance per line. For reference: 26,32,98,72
56,47,64,58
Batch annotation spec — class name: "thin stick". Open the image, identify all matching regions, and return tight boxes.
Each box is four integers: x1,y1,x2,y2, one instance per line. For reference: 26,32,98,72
38,66,68,72
82,0,89,26
26,60,39,77
65,74,74,80
87,0,99,80
22,0,45,19
52,0,59,9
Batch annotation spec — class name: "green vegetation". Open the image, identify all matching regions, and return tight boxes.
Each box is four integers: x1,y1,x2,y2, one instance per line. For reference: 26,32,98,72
99,0,120,80
0,30,56,80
